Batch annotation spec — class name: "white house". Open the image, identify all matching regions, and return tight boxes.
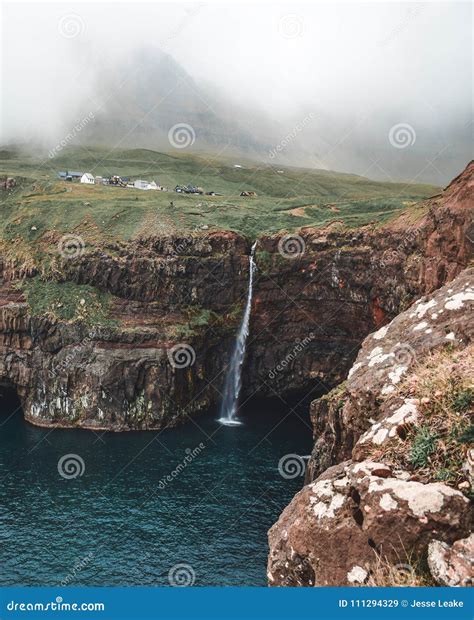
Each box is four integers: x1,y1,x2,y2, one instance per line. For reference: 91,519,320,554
80,173,95,184
134,180,151,190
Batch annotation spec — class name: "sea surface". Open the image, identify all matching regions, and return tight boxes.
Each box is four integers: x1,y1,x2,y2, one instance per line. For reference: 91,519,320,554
0,391,311,586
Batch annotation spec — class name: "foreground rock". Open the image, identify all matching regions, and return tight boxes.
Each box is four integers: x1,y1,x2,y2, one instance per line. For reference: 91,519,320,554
428,535,474,587
268,267,473,586
268,460,471,586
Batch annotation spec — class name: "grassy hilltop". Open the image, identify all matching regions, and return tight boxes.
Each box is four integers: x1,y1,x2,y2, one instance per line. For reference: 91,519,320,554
0,145,439,244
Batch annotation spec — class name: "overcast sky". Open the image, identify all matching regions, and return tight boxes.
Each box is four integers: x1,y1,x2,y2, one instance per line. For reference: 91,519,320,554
0,1,471,181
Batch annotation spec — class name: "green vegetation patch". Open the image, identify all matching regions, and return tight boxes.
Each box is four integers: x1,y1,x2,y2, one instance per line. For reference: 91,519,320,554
366,347,473,491
173,303,243,339
21,277,115,326
409,426,438,468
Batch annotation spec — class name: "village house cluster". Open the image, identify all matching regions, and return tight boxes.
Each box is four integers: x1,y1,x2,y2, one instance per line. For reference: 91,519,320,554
57,170,257,197
57,171,164,191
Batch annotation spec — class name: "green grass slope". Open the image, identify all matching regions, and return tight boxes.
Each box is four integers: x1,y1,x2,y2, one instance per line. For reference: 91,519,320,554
0,145,439,242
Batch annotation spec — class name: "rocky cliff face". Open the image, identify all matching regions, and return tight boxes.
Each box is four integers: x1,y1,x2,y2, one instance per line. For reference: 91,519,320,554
0,233,248,430
0,162,472,430
268,269,473,586
247,162,473,398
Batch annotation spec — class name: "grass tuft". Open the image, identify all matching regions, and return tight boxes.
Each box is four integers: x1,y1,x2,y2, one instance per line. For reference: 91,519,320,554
409,427,438,468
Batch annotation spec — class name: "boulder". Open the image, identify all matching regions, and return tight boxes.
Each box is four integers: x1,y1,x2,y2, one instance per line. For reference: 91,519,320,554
428,535,474,586
268,460,471,586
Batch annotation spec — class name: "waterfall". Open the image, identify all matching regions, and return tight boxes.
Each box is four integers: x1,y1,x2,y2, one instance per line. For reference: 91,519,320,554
218,241,257,426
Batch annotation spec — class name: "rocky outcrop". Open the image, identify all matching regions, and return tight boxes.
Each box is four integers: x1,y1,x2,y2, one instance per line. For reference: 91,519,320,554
268,267,473,586
0,163,473,429
268,460,471,586
307,269,474,479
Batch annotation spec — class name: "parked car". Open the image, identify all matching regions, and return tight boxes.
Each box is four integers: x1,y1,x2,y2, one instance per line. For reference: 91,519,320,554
175,184,204,194
185,184,203,194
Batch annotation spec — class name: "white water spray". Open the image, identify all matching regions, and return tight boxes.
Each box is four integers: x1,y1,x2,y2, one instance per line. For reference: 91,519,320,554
218,242,257,427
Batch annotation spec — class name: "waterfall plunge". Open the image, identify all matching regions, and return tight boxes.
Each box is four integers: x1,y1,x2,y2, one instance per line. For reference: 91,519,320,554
218,242,257,427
